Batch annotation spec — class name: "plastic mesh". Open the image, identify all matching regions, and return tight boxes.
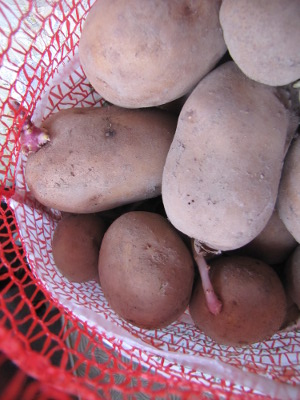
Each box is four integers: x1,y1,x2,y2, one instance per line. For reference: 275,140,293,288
0,1,300,399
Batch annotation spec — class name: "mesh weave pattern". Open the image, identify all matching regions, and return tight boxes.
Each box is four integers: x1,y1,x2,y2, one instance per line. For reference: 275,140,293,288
0,1,300,399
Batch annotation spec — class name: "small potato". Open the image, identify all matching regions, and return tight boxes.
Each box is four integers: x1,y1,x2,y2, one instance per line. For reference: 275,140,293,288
219,0,300,86
52,213,106,282
162,61,291,251
237,209,297,265
189,256,287,346
98,211,195,329
25,106,176,213
277,136,300,243
284,245,300,309
79,0,226,108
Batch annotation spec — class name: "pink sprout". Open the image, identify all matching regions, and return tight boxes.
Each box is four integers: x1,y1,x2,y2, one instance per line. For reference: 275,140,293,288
12,101,50,154
192,239,222,315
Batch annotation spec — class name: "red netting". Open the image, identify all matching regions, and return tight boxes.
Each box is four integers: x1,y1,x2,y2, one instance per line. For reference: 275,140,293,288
0,1,300,399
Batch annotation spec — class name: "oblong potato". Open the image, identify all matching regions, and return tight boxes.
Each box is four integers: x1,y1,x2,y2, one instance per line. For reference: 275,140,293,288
277,136,300,243
162,61,291,251
79,0,226,108
98,211,195,329
25,106,176,213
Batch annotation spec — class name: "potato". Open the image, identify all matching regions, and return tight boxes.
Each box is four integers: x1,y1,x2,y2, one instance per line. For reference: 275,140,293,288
237,208,297,265
25,106,176,213
189,255,287,346
162,61,291,251
284,245,300,309
281,299,300,332
219,0,300,86
277,136,300,243
98,211,195,329
52,213,106,282
79,0,227,108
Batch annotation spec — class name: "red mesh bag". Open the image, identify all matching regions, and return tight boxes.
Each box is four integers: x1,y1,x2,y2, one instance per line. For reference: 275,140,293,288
0,1,300,399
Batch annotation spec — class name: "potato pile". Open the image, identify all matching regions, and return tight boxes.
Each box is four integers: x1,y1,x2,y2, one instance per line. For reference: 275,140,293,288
24,0,300,346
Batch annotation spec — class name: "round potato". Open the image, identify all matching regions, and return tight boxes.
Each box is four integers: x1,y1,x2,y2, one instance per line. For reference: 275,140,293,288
277,136,300,243
25,106,176,213
238,209,297,265
219,0,300,86
189,255,287,346
162,61,291,251
284,245,300,309
52,213,106,282
98,211,195,329
79,0,226,108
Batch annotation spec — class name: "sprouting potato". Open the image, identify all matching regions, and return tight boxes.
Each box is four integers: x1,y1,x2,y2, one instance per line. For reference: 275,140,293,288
25,106,176,213
189,255,287,346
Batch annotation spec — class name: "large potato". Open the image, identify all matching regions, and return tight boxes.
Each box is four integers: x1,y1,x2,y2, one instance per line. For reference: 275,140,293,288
79,0,226,108
162,61,291,251
98,211,195,329
25,106,176,213
277,136,300,243
219,0,300,87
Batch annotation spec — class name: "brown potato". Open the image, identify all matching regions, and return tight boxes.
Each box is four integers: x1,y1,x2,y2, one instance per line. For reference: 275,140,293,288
219,0,300,86
277,136,300,243
98,211,195,329
189,255,287,346
284,245,300,309
79,0,226,108
162,61,291,251
25,106,176,213
52,213,106,282
237,208,297,265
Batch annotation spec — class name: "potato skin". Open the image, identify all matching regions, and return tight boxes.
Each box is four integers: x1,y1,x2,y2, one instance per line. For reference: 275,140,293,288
220,0,300,86
284,245,300,308
25,106,176,213
162,61,290,251
98,211,195,329
52,213,106,282
277,136,300,243
238,209,297,265
189,256,287,346
79,0,226,108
